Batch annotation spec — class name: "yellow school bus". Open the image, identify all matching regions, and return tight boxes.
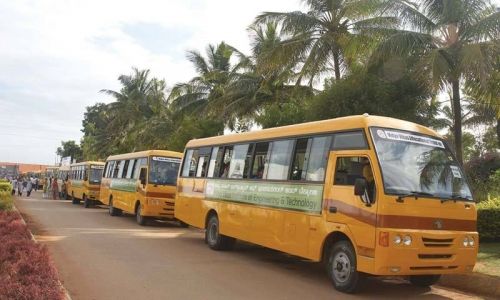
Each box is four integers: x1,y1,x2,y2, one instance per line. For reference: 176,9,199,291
100,150,183,225
175,115,477,293
68,161,105,208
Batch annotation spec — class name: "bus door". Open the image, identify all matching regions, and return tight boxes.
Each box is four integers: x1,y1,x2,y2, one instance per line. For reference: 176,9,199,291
323,151,378,257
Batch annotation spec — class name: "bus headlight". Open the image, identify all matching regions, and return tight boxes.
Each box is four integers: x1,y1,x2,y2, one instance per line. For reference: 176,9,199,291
463,236,475,247
403,235,412,246
393,235,402,245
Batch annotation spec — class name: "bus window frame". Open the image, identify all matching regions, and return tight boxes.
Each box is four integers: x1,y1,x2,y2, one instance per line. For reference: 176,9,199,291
179,129,369,184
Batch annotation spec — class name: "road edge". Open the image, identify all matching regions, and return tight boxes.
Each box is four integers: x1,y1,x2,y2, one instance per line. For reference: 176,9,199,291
13,205,73,300
438,273,500,298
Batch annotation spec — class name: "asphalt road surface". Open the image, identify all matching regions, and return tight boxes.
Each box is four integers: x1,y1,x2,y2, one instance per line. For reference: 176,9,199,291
14,192,479,300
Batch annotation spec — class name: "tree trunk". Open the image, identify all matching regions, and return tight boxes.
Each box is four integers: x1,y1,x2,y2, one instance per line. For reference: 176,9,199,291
333,51,341,80
497,118,500,148
451,79,463,164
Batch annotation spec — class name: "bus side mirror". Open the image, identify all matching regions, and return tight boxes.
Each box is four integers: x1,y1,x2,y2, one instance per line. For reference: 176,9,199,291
354,178,367,196
139,168,147,186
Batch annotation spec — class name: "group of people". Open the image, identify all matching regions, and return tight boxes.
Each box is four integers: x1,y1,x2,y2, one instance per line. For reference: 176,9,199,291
10,176,38,197
9,176,64,200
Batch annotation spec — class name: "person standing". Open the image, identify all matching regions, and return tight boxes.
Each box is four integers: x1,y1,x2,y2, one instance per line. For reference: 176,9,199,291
51,178,59,200
42,177,48,198
17,178,24,196
11,178,17,195
26,179,32,197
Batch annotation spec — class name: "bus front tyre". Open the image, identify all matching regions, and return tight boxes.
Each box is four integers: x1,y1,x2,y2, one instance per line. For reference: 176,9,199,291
409,275,441,287
136,205,148,226
205,214,235,251
108,199,122,216
327,241,362,294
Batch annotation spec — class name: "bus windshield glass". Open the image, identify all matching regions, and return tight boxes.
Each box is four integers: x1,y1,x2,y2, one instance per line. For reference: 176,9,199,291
149,156,181,185
370,127,473,201
89,165,104,184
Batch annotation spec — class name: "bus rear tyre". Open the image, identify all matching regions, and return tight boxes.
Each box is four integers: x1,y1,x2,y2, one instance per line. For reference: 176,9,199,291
327,241,362,294
71,193,79,205
136,205,148,226
409,275,441,287
108,199,122,216
83,196,90,208
205,214,235,251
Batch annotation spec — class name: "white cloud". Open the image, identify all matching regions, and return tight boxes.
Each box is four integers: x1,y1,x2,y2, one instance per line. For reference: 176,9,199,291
0,0,302,164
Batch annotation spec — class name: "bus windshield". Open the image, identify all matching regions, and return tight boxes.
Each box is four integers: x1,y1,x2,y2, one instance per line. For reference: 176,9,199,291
89,165,103,184
370,127,473,201
149,156,181,185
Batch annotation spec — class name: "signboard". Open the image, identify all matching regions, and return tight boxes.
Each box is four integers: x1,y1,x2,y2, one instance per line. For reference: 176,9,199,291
376,129,444,148
152,156,181,163
61,156,72,166
205,179,324,214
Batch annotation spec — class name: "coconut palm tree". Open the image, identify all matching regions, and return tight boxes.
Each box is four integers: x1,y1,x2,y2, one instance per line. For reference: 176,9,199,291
371,0,499,164
252,0,403,84
168,42,236,118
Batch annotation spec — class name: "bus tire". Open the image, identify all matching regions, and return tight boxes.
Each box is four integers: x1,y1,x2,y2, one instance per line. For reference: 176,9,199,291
409,275,441,287
135,204,148,226
71,192,79,205
83,195,90,208
327,240,362,294
108,199,122,216
205,214,235,251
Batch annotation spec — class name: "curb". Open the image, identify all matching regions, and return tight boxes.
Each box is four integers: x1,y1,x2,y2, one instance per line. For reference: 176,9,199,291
13,205,73,300
439,273,500,299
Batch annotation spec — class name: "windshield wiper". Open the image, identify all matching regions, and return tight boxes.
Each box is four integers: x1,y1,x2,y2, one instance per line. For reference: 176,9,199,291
440,195,472,203
396,191,434,202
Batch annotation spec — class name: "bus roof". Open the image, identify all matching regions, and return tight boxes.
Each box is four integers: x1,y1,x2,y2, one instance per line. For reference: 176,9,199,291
105,150,183,161
186,115,441,148
70,161,105,167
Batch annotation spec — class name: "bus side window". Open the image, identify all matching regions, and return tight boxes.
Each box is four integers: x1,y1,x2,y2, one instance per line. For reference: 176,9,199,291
128,159,137,179
122,160,130,179
305,136,332,181
139,168,147,186
113,161,122,178
250,142,270,179
228,144,251,179
207,147,224,178
195,147,212,178
220,146,234,178
83,167,88,181
291,138,311,181
181,150,194,177
267,139,294,180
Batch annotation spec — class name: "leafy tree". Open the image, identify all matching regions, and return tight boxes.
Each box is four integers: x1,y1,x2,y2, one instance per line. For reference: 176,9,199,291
371,0,500,164
56,140,83,162
306,69,431,122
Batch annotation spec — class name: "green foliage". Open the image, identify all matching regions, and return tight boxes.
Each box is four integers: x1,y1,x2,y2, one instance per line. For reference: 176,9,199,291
477,198,500,242
464,153,500,201
0,183,12,211
167,117,224,152
306,71,430,122
56,140,83,162
256,100,307,129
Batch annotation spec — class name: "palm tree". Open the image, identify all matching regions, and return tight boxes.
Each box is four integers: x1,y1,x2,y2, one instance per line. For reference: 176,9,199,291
371,0,499,164
252,0,402,84
168,42,236,119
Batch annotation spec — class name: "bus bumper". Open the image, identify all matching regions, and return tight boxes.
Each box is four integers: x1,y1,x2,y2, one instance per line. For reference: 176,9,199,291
141,198,175,219
372,229,478,276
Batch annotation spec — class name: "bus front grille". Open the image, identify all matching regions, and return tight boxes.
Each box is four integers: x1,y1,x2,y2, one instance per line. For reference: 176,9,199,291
422,237,454,247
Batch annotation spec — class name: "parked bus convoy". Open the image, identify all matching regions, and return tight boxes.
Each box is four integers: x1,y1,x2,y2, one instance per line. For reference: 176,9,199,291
174,115,478,293
99,150,183,225
67,161,105,208
36,115,477,294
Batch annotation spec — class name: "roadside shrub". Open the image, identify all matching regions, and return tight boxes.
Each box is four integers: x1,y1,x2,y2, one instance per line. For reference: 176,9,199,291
477,198,500,242
0,211,64,300
464,153,500,201
0,191,13,211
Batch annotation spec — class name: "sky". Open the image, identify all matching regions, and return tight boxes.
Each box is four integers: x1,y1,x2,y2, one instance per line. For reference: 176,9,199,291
0,0,302,165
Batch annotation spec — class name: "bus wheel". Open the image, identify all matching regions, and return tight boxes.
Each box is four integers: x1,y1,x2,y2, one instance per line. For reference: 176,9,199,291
205,214,235,251
83,195,90,208
135,205,148,226
327,241,362,293
108,199,122,216
409,275,441,287
71,193,79,205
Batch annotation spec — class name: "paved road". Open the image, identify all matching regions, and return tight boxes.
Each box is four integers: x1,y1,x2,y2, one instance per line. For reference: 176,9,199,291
15,192,479,300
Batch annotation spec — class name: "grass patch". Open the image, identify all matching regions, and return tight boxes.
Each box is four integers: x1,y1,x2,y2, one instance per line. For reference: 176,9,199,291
474,242,500,277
